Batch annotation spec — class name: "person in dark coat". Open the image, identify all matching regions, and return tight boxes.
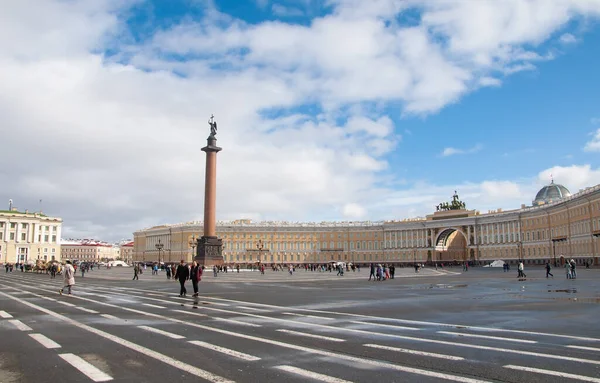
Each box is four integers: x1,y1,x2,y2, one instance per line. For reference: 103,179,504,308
175,260,190,297
190,261,203,297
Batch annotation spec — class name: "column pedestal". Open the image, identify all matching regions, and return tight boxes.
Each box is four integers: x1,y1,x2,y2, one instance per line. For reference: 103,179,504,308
196,236,223,266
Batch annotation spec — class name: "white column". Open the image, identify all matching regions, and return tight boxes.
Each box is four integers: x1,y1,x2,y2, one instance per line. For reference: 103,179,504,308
467,226,471,246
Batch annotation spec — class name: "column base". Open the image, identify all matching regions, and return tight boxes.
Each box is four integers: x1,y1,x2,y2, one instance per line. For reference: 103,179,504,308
195,236,223,266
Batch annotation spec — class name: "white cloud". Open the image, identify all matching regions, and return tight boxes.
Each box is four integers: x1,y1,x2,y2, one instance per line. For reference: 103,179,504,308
584,129,600,152
537,165,600,192
1,1,600,240
559,33,577,44
342,203,367,218
441,144,483,157
272,4,304,17
479,76,502,87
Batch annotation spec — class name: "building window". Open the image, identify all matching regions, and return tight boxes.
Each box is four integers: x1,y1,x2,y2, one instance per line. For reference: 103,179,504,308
21,223,27,229
21,233,26,241
44,235,49,242
10,233,15,240
11,223,16,229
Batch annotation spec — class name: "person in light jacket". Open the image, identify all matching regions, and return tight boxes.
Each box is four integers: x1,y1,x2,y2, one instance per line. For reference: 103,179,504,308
59,260,75,295
190,261,203,297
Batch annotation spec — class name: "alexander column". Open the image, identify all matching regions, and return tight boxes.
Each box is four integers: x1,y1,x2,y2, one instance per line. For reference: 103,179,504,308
195,115,224,266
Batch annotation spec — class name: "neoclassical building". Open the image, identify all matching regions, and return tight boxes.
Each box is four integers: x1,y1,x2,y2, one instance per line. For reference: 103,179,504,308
1,205,62,264
133,182,600,266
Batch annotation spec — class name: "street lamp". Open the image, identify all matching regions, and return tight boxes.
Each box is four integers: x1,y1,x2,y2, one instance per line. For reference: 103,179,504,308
155,239,164,265
256,239,264,264
189,235,197,261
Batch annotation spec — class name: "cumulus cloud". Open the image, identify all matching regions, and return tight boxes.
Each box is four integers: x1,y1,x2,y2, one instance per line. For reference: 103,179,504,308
272,4,304,17
1,0,600,241
559,33,578,44
538,165,600,192
584,129,600,152
342,203,367,218
441,144,483,157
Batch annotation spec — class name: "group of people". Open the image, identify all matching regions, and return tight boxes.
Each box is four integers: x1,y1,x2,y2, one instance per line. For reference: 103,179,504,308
368,263,395,281
133,260,204,297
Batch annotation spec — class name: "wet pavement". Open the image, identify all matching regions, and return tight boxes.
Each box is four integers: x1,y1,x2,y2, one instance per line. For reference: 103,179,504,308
0,266,598,382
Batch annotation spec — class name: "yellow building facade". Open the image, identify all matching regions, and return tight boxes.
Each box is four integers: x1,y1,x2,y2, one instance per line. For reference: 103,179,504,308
133,183,600,267
1,208,62,264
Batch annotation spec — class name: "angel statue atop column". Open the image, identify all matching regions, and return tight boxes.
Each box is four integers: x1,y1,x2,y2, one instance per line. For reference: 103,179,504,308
208,114,217,136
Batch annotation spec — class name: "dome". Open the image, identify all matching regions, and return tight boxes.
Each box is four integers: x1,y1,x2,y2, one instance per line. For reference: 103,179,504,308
532,181,571,206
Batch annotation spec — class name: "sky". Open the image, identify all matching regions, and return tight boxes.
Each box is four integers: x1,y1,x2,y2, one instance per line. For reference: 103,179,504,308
1,0,600,242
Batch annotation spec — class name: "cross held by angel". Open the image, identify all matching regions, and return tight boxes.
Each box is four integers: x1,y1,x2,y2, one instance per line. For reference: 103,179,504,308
209,114,217,136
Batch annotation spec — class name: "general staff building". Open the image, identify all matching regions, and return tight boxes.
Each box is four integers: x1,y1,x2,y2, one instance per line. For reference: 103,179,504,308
133,182,600,266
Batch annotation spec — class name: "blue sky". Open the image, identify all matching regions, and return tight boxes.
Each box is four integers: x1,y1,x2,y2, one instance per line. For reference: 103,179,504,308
1,0,600,240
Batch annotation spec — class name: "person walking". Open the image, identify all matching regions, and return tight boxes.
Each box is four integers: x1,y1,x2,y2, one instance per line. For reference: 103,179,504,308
190,261,203,297
132,264,139,280
369,263,375,281
518,261,526,278
59,261,75,295
565,261,572,279
175,260,189,297
570,260,577,279
545,262,553,278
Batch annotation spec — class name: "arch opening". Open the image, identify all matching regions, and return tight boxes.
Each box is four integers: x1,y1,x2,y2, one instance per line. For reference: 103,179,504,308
435,228,468,262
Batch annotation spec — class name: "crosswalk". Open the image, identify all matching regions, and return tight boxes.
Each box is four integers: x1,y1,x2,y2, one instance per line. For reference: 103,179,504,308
0,272,599,383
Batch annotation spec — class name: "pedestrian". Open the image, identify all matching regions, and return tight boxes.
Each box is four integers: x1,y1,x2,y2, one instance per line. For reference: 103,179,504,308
81,266,85,278
565,261,572,279
518,261,526,278
213,265,218,277
59,261,75,295
133,264,139,280
545,262,553,278
369,263,375,281
570,260,577,279
175,260,189,297
166,265,171,279
190,261,202,297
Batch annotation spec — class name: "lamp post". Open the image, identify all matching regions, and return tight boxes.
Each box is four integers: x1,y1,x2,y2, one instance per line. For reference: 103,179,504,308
256,239,264,264
155,239,164,265
189,235,197,261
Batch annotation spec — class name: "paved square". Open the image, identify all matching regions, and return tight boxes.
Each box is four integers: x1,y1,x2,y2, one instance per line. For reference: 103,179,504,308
1,266,599,383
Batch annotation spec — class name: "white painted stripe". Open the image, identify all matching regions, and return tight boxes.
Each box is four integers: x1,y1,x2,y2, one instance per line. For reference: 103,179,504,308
277,329,345,342
213,317,261,327
437,331,537,344
29,333,61,349
138,326,185,339
364,344,464,361
567,345,600,352
100,314,121,321
8,278,600,343
238,306,269,312
76,307,99,314
199,301,229,307
2,283,487,383
504,364,600,383
173,309,207,317
275,365,353,383
350,320,420,331
282,312,335,320
116,299,135,303
58,301,77,307
189,340,261,361
0,291,234,383
0,310,12,318
143,303,166,309
9,319,32,331
59,353,113,382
